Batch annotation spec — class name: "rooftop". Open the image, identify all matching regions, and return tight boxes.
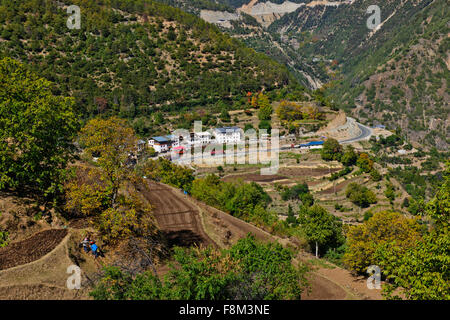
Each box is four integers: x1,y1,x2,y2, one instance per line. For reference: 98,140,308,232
214,126,241,134
151,136,170,143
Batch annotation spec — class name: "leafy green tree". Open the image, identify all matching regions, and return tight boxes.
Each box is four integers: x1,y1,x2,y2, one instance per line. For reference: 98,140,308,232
0,230,9,248
356,153,374,173
373,163,450,299
227,235,309,299
258,104,273,121
219,107,231,122
375,229,449,300
343,211,422,274
321,139,343,161
0,57,80,197
345,183,377,208
341,145,357,166
90,235,309,300
298,204,344,258
225,182,272,219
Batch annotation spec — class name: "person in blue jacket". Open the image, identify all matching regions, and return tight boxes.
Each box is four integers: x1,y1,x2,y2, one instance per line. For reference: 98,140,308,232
90,241,99,259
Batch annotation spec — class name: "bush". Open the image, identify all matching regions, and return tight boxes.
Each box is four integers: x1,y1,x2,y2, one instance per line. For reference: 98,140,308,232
0,231,9,248
345,183,377,208
90,235,310,300
321,139,343,161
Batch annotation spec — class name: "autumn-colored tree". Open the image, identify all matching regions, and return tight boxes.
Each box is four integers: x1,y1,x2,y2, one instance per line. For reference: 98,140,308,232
0,57,80,197
139,158,194,192
343,211,423,274
79,117,138,206
356,153,374,173
374,163,450,300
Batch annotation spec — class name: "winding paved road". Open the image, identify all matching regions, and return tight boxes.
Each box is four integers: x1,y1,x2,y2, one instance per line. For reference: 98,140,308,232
339,120,373,144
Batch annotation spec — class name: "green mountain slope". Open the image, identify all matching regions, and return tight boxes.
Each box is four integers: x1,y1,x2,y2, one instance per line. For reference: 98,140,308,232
165,0,448,149
269,0,449,149
0,0,296,117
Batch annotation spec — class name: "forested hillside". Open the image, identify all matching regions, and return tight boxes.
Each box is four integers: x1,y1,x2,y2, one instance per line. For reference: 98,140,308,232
270,0,449,149
172,0,448,149
0,0,297,118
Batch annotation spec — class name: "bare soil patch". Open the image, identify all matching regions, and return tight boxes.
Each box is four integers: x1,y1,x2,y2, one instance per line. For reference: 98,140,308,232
222,173,287,183
279,166,341,178
302,273,349,300
0,229,68,270
140,181,215,248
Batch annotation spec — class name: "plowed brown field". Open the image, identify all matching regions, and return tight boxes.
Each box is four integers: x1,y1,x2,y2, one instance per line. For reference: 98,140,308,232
0,229,68,270
141,181,215,248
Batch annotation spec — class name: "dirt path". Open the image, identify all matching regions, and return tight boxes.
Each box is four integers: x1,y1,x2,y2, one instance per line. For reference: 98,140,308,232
179,189,383,300
0,229,68,270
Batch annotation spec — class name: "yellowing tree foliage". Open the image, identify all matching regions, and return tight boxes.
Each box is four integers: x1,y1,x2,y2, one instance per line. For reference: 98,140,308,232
343,211,422,274
66,118,155,243
79,117,138,206
276,101,322,122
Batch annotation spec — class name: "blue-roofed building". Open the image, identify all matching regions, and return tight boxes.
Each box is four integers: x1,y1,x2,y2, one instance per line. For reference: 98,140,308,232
299,141,324,150
149,136,170,153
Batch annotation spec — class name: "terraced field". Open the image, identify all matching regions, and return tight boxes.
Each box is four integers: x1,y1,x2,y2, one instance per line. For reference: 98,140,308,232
141,181,216,248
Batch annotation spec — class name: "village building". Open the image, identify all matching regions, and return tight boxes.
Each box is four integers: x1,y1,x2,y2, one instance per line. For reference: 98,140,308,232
148,136,170,153
214,127,242,144
298,141,325,150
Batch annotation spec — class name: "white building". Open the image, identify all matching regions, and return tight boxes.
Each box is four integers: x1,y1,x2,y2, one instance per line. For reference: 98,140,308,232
196,132,212,146
148,136,170,153
298,141,324,150
166,135,180,148
214,127,242,144
184,132,212,147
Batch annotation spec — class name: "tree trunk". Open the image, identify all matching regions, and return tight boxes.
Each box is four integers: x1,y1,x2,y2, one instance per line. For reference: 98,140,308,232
315,242,319,258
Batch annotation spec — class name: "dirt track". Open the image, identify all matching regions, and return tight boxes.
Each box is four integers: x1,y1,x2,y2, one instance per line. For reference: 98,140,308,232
0,229,68,270
141,181,215,248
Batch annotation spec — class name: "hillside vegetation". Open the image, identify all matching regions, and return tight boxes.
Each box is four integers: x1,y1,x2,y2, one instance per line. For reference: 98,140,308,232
0,0,296,117
270,0,449,149
169,0,449,150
